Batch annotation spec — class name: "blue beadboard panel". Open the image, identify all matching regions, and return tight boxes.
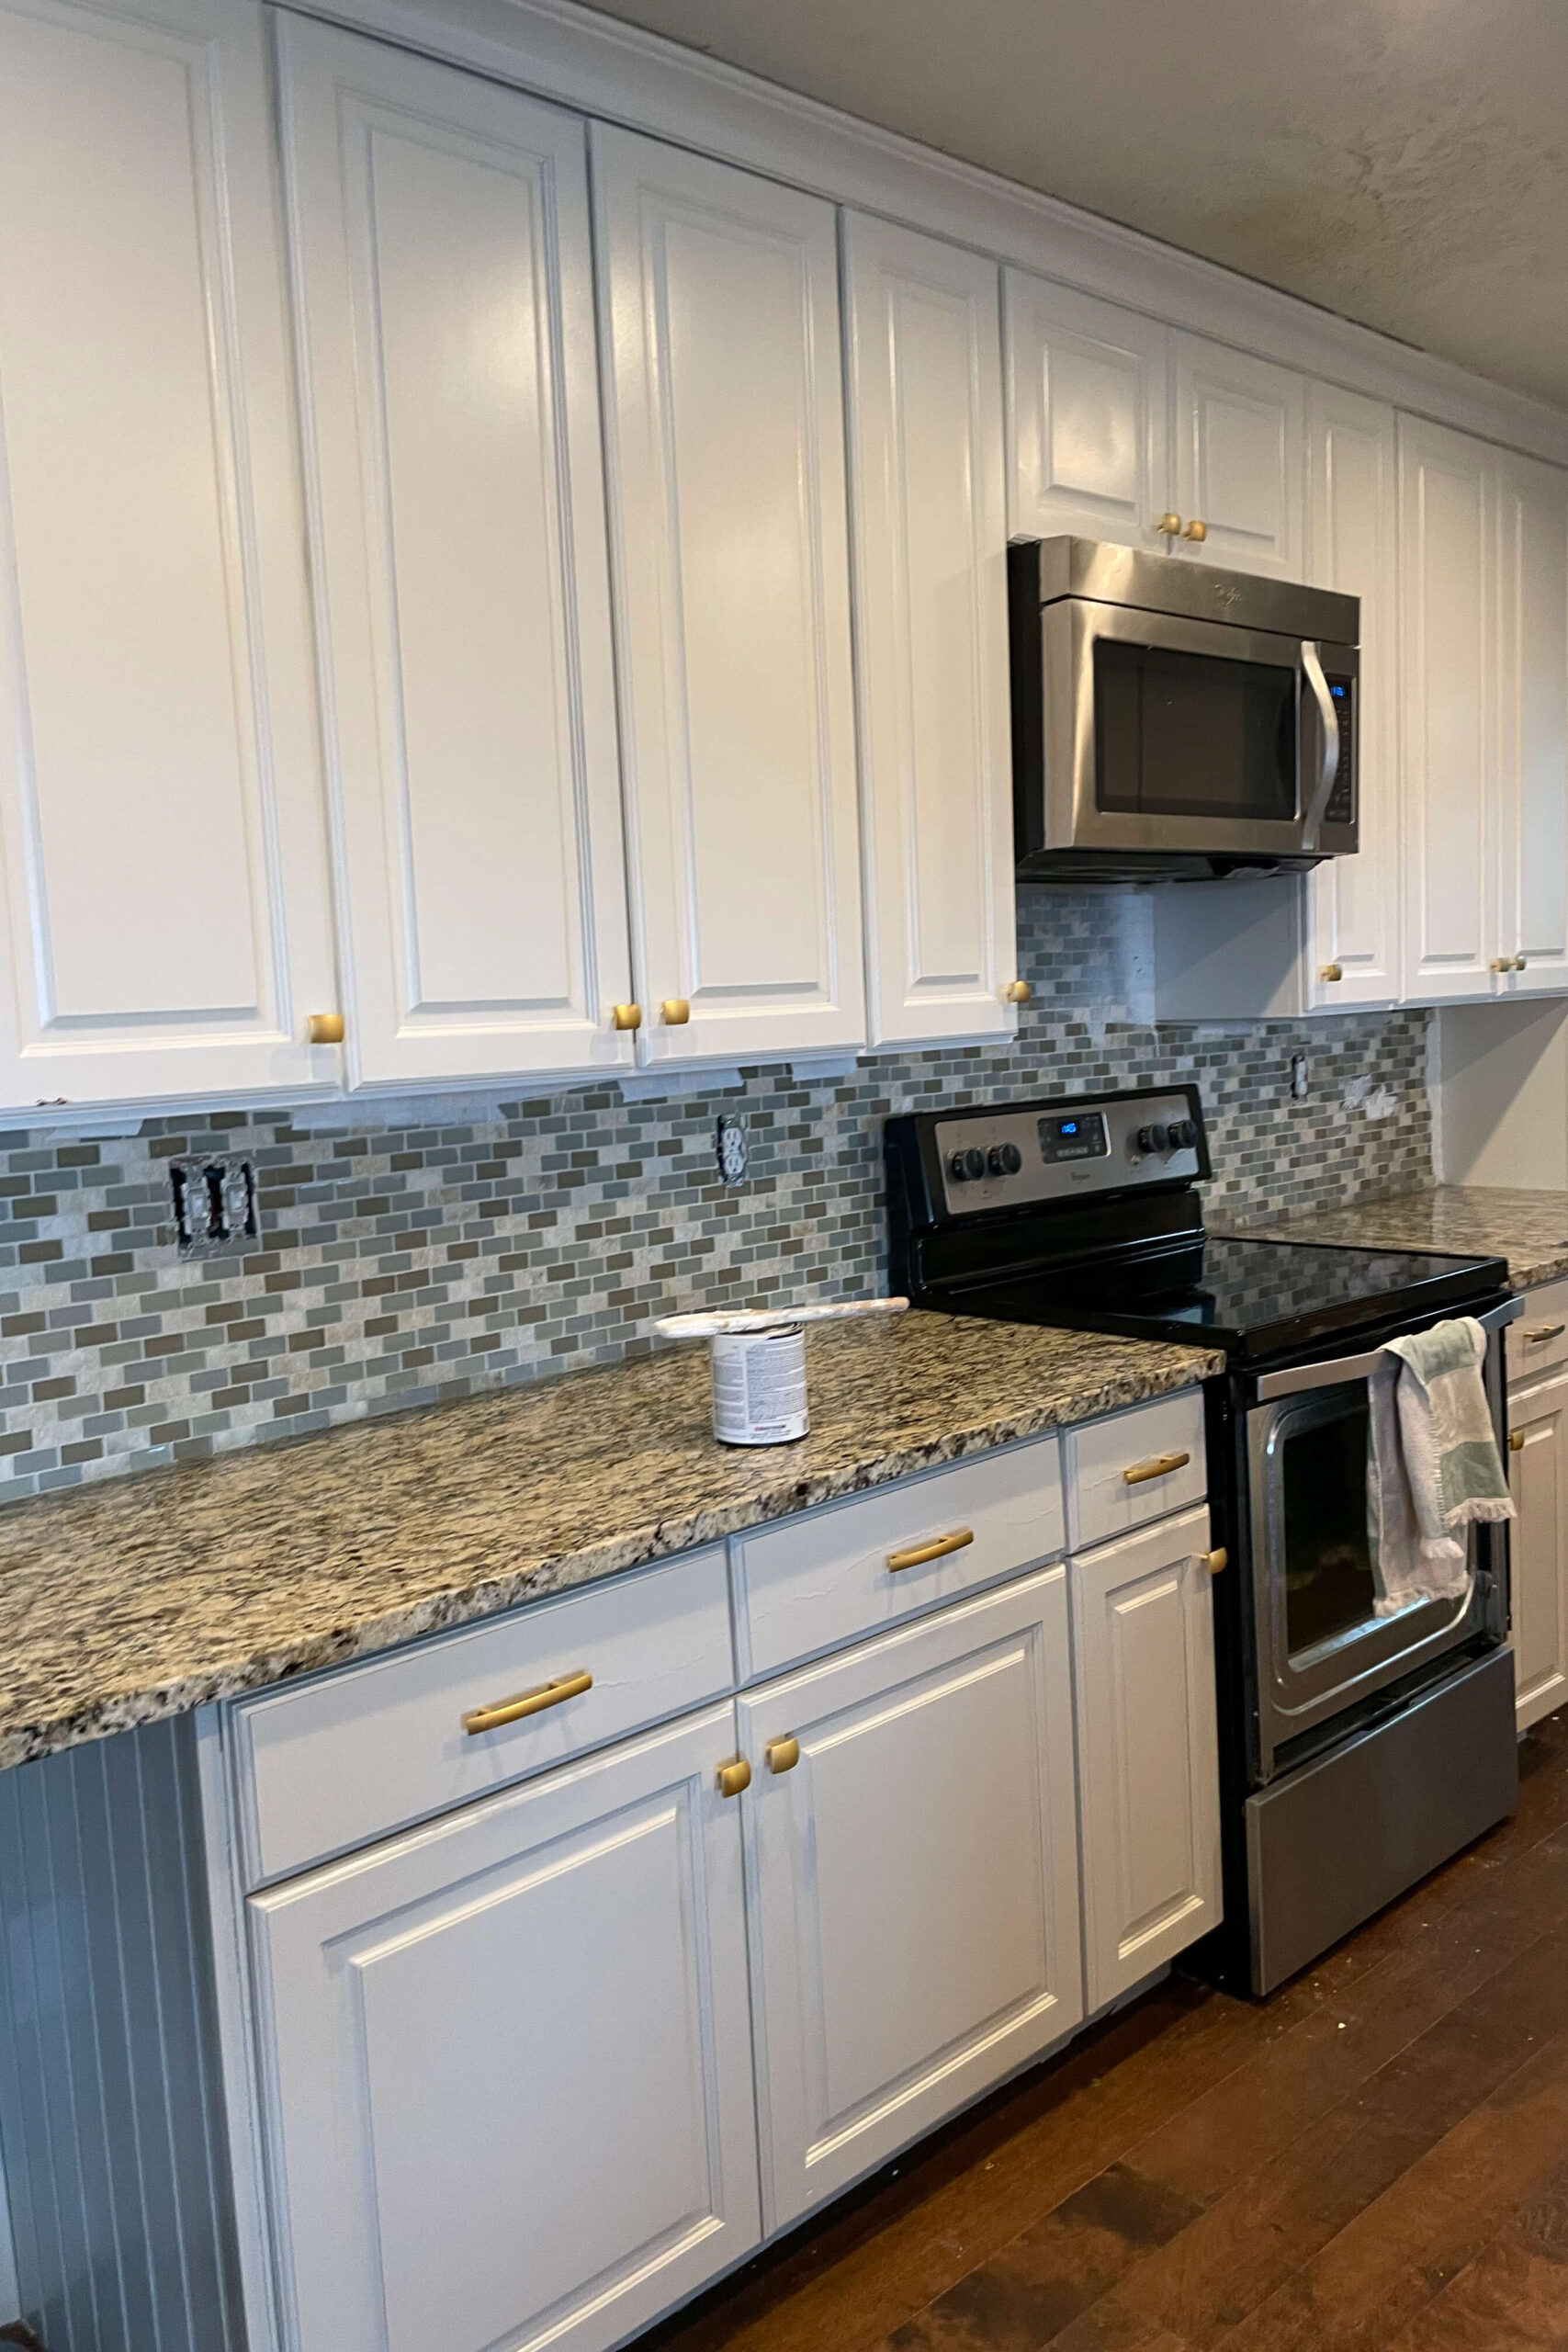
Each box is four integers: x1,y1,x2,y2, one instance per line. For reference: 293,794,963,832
0,1717,248,2351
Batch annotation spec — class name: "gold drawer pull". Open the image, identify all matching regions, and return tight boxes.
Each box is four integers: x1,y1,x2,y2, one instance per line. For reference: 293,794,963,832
1003,979,1032,1004
462,1669,592,1736
1183,517,1207,542
1510,1430,1527,1453
611,1002,642,1031
886,1528,975,1572
661,999,691,1025
766,1736,800,1774
1524,1324,1566,1344
1201,1547,1228,1575
1157,513,1183,537
1318,963,1343,983
716,1757,751,1798
1123,1450,1191,1487
307,1012,345,1045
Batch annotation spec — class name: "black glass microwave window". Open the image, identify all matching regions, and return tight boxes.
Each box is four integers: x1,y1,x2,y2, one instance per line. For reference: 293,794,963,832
1093,638,1299,822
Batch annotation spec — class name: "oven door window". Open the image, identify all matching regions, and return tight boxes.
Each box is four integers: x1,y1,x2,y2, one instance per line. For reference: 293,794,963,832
1279,1385,1382,1662
1094,637,1298,823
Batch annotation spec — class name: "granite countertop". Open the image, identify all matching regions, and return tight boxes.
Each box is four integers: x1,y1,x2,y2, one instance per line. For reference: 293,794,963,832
1222,1184,1568,1293
0,1311,1222,1770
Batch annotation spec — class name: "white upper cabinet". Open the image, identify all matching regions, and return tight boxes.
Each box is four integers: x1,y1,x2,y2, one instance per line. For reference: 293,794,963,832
1003,274,1169,548
1495,450,1568,995
1399,417,1498,1003
276,20,634,1089
1304,384,1401,1010
592,127,865,1065
843,217,1017,1047
1170,334,1305,579
0,0,336,1111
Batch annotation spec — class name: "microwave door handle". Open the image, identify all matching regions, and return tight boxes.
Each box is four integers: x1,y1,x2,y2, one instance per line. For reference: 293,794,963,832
1300,640,1339,852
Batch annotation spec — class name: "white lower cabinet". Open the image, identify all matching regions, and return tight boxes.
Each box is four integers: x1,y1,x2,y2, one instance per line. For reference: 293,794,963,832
736,1567,1082,2233
1507,1369,1568,1732
247,1701,761,2352
1070,1506,1223,2010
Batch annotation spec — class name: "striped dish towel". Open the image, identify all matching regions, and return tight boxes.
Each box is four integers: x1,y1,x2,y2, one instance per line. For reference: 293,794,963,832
1367,1316,1514,1618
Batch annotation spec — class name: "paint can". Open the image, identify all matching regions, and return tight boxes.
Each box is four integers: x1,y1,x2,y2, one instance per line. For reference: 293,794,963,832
709,1325,808,1446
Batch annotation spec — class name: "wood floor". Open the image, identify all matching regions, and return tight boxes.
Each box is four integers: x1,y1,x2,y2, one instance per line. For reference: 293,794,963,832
645,1705,1568,2352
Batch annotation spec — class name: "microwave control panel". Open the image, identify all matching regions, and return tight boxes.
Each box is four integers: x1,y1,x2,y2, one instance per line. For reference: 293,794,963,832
1322,673,1356,826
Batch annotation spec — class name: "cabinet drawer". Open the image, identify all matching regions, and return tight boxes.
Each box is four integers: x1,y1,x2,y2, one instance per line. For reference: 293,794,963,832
1065,1390,1207,1552
1511,1281,1568,1384
733,1434,1065,1679
228,1546,733,1886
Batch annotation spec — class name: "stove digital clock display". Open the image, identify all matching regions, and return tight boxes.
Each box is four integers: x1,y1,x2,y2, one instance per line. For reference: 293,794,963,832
1038,1111,1109,1164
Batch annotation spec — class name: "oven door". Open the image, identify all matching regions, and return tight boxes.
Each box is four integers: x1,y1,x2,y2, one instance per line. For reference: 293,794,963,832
1041,598,1358,861
1246,1298,1517,1780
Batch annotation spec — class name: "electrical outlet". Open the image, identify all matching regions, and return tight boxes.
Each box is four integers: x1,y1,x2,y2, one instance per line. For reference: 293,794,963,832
169,1156,258,1258
716,1114,749,1184
1290,1051,1310,1101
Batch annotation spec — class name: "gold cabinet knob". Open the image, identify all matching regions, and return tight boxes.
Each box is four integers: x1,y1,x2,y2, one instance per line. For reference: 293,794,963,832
1318,964,1343,983
1490,957,1514,974
1515,956,1529,971
1510,1429,1527,1453
1183,518,1208,542
1201,1547,1228,1575
661,999,691,1025
611,1002,642,1031
1156,512,1183,537
765,1736,800,1775
716,1757,751,1799
307,1013,344,1045
1003,979,1032,1004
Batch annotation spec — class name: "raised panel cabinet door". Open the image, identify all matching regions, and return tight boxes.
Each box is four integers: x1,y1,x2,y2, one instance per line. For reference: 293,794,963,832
1304,384,1401,1009
1508,1374,1568,1732
0,0,336,1109
1495,451,1568,995
1071,1506,1222,2010
1398,417,1498,1002
737,1566,1083,2233
592,126,865,1064
844,217,1016,1046
248,1702,761,2352
276,20,634,1088
1170,334,1305,578
1003,271,1170,547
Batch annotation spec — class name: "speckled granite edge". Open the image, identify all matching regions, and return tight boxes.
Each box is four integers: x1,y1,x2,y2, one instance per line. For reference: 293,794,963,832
0,1317,1223,1770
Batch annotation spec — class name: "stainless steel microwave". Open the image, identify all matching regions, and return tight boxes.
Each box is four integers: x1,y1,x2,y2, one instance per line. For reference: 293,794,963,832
1009,537,1359,883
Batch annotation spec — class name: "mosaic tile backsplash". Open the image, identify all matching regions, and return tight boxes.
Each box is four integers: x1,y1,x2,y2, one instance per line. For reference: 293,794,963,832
0,890,1432,1501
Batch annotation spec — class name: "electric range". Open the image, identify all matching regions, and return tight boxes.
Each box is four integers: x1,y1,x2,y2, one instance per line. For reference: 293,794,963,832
886,1083,1521,1995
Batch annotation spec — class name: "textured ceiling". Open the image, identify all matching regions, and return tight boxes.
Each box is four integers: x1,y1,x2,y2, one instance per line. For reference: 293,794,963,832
579,0,1568,413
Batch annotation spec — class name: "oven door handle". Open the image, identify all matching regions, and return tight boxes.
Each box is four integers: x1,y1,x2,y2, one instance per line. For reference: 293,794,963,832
1300,640,1339,853
1257,1295,1523,1400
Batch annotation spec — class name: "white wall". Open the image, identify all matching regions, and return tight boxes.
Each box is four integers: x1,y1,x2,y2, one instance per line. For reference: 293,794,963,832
1432,1000,1568,1188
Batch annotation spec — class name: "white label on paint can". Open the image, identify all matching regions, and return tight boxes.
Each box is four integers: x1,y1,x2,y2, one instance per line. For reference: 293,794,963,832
710,1327,808,1446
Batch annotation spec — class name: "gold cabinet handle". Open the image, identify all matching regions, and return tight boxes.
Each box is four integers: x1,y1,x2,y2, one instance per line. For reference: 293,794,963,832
1524,1324,1566,1344
307,1013,345,1045
886,1528,975,1572
1490,957,1514,974
1123,1449,1192,1487
661,999,691,1025
1510,1429,1527,1453
1003,979,1032,1004
1515,956,1529,972
1183,518,1207,542
716,1756,751,1798
1318,963,1343,983
1157,512,1183,536
1200,1546,1228,1575
611,1002,642,1031
765,1736,800,1774
462,1669,592,1737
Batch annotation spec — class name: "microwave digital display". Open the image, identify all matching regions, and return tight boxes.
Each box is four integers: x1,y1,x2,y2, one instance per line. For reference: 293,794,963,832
1039,1112,1109,1165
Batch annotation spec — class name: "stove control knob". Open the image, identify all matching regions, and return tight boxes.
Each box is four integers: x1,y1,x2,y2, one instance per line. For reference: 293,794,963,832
948,1150,970,1182
1136,1122,1169,1153
1173,1118,1198,1149
987,1142,1023,1176
962,1148,987,1182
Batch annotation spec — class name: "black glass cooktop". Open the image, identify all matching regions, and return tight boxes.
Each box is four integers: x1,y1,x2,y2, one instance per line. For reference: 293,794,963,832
958,1233,1510,1362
